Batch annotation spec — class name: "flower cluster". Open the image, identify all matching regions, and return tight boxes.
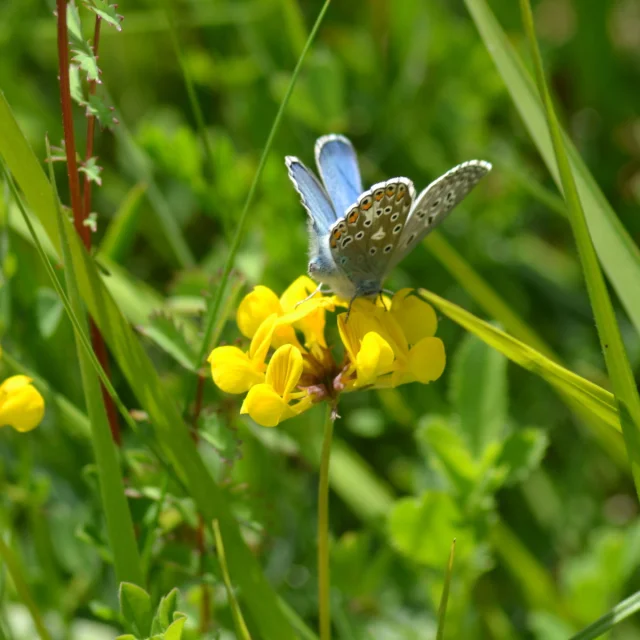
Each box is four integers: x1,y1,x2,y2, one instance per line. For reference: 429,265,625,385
0,375,45,433
208,277,445,427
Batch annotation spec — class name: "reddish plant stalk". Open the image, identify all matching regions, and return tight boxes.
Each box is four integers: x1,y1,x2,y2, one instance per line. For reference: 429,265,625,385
56,1,121,445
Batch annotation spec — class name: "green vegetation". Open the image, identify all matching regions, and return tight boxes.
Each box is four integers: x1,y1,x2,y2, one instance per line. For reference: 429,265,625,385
1,0,639,638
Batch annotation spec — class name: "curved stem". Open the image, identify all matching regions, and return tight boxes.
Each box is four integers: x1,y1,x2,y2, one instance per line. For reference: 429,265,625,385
318,404,335,640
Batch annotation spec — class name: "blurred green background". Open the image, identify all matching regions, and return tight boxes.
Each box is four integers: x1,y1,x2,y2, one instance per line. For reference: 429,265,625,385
1,0,639,638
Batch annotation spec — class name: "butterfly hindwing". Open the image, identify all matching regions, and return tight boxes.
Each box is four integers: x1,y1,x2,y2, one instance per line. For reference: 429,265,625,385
285,156,337,234
329,177,415,294
315,134,363,218
388,160,491,270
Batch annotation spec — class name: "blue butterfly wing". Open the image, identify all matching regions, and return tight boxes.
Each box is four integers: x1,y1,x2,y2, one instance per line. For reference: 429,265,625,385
285,156,337,234
315,135,363,217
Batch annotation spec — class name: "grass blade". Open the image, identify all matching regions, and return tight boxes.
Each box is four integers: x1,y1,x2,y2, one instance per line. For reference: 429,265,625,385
424,231,626,463
0,94,299,640
464,0,640,337
417,289,621,435
99,182,147,262
570,590,640,640
518,0,640,495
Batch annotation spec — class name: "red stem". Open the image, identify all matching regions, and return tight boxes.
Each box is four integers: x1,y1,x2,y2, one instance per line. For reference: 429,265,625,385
57,2,121,445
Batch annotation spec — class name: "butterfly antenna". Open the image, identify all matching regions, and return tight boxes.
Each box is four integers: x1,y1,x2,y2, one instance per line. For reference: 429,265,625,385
294,283,324,308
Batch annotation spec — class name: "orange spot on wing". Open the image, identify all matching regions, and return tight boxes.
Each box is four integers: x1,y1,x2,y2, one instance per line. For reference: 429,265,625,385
348,210,359,223
386,185,396,196
361,200,372,211
375,191,384,201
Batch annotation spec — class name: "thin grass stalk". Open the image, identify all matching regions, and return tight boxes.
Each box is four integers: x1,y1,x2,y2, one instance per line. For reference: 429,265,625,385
318,405,335,640
0,536,52,640
436,539,456,640
186,0,332,409
519,0,640,496
212,520,253,640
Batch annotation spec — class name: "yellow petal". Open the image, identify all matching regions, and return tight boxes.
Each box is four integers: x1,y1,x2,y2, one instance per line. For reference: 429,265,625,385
391,289,437,344
248,314,278,363
240,383,295,427
407,337,446,384
356,332,395,386
208,346,265,394
0,377,45,433
237,286,282,338
265,344,303,398
337,304,381,363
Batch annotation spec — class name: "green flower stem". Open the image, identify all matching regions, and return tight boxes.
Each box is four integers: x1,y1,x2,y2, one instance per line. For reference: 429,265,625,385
318,405,335,640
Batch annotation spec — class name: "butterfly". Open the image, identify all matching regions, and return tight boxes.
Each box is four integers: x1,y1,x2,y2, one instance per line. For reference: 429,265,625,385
285,134,491,308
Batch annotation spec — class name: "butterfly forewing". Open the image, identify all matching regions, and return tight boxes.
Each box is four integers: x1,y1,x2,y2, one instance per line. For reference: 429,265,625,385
388,160,491,270
285,156,337,234
329,177,415,293
315,134,363,217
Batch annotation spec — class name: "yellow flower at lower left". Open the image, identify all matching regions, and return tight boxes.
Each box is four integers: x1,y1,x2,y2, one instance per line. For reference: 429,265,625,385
240,344,313,427
0,376,45,433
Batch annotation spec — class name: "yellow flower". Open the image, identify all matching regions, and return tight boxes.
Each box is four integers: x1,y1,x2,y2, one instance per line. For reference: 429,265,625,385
237,276,336,349
240,345,313,427
208,314,277,393
337,289,445,390
0,376,45,433
209,281,446,427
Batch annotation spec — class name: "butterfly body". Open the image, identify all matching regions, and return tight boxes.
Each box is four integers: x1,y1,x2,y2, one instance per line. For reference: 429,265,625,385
286,134,491,303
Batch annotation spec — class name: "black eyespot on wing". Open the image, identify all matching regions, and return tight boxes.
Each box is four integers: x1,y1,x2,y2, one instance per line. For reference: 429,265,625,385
384,206,392,214
393,224,402,234
428,215,435,224
390,212,400,221
364,219,373,227
405,233,416,247
341,236,353,248
340,256,348,265
369,247,377,255
383,244,393,253
431,199,441,209
355,231,364,240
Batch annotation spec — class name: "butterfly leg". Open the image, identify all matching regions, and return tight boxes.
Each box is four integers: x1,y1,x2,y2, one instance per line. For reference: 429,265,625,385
294,283,325,308
378,291,389,311
345,293,360,322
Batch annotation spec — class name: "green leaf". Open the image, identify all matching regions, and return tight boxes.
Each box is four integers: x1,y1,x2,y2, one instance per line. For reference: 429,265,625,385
35,287,64,338
71,47,100,83
450,332,508,458
417,289,621,435
569,589,640,640
119,582,153,638
387,492,471,568
417,417,479,496
82,0,124,31
153,588,179,632
163,617,187,640
494,428,548,486
79,156,102,186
